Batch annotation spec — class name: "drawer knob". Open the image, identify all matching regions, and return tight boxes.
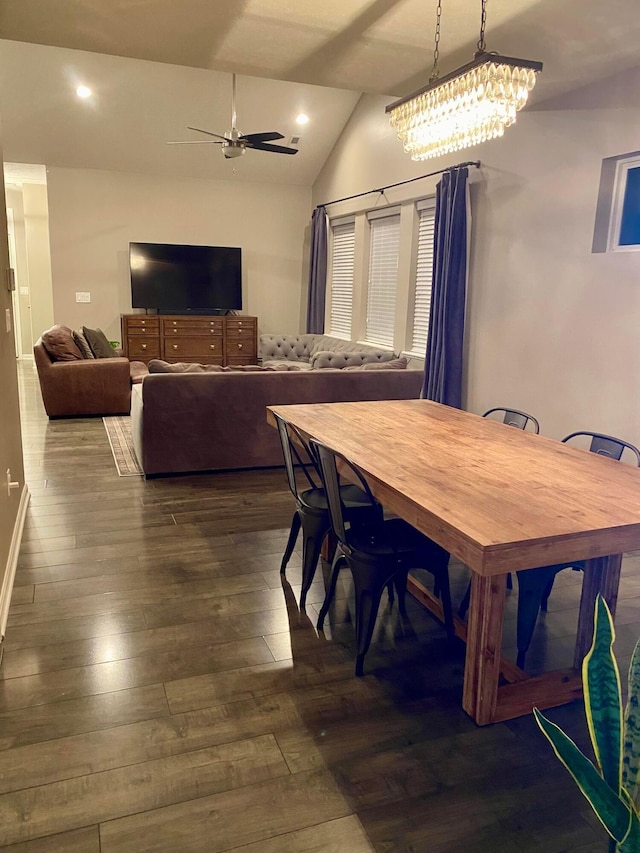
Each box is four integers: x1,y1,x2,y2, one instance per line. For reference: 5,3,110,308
210,344,216,350
173,329,178,333
172,321,177,326
140,328,146,333
237,343,243,350
141,320,146,325
172,344,178,350
141,343,147,350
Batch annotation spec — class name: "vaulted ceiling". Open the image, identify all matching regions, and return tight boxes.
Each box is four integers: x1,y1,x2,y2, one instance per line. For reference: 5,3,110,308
1,0,639,184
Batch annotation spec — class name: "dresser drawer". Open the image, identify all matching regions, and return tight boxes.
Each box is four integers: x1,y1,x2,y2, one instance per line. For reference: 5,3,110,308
128,339,161,359
226,339,256,359
126,317,159,333
163,337,224,359
162,318,224,336
226,318,256,337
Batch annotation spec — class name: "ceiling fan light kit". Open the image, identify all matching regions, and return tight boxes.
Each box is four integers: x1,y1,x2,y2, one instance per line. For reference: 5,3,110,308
386,0,542,160
169,73,298,159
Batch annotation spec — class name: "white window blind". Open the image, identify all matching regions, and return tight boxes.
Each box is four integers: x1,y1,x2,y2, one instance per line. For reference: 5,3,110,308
365,213,400,347
410,204,436,354
328,220,355,339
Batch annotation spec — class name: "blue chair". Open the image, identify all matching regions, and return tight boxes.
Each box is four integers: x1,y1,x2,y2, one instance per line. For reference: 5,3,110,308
515,431,640,668
312,439,454,676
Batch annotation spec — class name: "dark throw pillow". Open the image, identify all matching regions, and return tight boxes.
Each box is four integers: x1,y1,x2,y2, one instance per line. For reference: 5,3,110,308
72,329,95,359
41,325,83,361
83,326,118,358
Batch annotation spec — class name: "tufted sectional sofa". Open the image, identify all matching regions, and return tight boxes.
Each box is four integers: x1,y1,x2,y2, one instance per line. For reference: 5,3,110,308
259,334,396,370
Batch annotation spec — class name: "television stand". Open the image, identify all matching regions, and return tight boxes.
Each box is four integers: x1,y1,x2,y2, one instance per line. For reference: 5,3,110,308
121,314,257,366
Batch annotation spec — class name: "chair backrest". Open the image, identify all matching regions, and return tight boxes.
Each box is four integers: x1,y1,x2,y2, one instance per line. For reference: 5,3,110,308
562,431,640,466
483,407,540,434
274,413,321,500
310,440,378,548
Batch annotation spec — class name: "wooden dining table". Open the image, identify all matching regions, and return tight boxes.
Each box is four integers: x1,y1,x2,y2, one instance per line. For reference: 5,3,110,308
267,398,640,725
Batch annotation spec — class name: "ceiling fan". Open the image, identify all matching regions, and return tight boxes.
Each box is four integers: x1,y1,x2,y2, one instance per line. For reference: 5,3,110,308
168,73,298,160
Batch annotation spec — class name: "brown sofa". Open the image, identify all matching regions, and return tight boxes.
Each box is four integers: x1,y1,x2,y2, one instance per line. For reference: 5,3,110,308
131,368,424,476
34,338,134,417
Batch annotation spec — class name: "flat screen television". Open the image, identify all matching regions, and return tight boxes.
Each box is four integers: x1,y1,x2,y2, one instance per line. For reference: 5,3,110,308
129,242,242,314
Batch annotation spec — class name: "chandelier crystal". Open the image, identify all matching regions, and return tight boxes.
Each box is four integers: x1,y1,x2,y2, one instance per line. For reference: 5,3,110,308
386,1,542,161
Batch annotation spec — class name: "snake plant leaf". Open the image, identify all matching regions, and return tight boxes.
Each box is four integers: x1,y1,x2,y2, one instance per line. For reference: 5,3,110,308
534,708,632,842
623,636,640,807
619,811,640,852
583,595,623,795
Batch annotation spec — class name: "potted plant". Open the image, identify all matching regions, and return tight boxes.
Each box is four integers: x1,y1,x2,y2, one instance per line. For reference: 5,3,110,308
535,595,640,852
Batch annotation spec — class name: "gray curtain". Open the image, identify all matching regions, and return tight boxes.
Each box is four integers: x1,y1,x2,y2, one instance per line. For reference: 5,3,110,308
421,167,470,408
306,207,328,334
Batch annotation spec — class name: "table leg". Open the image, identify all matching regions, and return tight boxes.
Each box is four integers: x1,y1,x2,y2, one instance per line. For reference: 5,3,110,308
462,573,507,726
574,554,623,668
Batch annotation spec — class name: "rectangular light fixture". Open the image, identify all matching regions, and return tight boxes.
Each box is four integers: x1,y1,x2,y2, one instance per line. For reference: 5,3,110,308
386,52,543,161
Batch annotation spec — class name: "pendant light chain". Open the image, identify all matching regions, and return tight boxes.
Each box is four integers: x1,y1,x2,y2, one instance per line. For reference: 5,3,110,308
429,0,442,82
476,0,487,55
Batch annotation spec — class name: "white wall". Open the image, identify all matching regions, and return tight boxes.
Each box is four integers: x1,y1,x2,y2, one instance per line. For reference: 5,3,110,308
22,183,54,349
313,69,640,447
46,167,311,343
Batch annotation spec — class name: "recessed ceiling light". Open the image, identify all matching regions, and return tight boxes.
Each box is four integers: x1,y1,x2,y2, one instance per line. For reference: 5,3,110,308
76,85,92,99
295,113,309,126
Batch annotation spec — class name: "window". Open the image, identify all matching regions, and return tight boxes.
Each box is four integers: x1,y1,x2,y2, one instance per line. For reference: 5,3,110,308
613,158,640,248
328,218,355,339
593,151,640,253
365,210,400,348
323,195,439,357
409,201,436,356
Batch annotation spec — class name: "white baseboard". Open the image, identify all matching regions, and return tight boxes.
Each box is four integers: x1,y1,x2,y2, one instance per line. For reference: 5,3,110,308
0,483,30,638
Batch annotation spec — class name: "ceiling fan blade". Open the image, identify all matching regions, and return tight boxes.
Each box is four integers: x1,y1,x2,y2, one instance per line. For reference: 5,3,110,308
187,126,228,141
245,141,298,155
167,140,223,145
240,132,284,143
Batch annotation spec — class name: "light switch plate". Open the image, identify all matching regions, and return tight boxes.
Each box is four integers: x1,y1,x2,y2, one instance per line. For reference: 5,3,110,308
5,309,11,333
76,292,91,303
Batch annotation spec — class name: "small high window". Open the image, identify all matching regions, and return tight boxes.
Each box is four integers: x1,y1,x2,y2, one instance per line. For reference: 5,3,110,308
593,151,640,253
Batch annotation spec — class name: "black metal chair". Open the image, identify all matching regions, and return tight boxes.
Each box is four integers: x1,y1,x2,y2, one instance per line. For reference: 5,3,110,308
312,439,454,676
275,412,379,610
515,431,640,669
458,406,541,619
482,407,540,433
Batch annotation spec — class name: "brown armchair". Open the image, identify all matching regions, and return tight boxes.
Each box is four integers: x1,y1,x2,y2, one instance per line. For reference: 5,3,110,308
34,338,132,417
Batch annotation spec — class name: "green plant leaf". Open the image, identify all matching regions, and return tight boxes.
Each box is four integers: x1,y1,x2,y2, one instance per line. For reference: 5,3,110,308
534,708,632,842
623,637,640,808
619,811,640,852
583,595,623,795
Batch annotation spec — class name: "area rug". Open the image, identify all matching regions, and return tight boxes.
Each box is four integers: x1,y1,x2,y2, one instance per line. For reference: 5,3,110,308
103,416,143,477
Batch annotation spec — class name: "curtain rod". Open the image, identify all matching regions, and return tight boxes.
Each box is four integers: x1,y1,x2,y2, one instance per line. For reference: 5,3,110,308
316,160,481,210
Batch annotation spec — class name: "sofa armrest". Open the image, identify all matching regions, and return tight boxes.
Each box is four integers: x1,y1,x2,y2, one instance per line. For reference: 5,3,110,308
38,357,132,417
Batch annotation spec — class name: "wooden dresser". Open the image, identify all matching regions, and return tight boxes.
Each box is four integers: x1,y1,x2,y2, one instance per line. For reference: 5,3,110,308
121,315,258,366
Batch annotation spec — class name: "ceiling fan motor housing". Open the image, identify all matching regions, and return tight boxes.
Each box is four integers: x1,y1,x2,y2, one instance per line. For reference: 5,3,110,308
223,138,246,158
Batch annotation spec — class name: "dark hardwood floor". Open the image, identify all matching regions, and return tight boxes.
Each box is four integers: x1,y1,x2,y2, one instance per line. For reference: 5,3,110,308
2,362,637,850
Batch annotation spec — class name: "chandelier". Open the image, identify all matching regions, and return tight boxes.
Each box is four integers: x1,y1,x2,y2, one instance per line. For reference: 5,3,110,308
386,0,543,161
